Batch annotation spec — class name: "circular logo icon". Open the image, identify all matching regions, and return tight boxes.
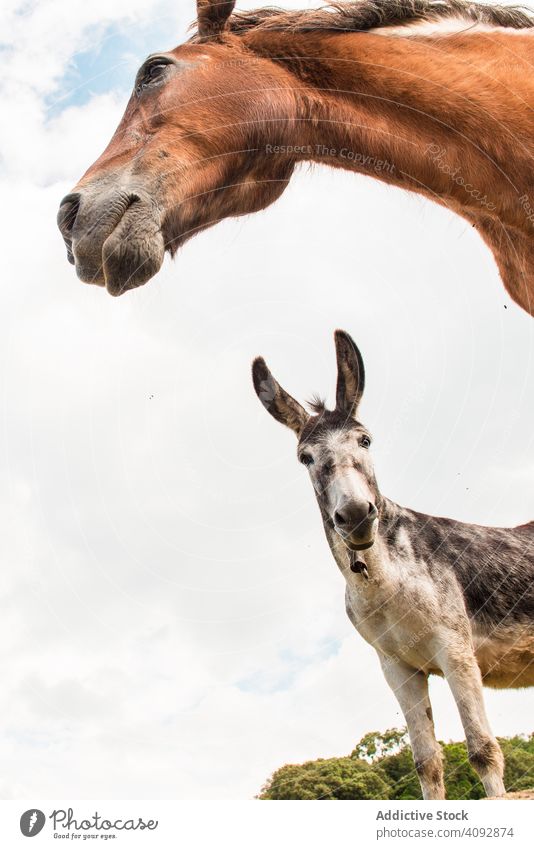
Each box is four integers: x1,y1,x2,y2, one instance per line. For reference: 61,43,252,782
20,810,46,837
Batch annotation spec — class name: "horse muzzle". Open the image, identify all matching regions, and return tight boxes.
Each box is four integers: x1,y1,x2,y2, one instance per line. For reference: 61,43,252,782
57,186,165,296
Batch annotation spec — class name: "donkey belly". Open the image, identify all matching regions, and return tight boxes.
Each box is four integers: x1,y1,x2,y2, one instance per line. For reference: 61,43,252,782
473,624,534,689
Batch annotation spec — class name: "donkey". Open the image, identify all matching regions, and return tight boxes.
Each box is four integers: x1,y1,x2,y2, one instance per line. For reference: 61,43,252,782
252,331,534,799
57,0,534,314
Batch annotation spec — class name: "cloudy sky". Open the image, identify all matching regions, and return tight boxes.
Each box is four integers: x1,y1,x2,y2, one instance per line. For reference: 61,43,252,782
0,0,533,800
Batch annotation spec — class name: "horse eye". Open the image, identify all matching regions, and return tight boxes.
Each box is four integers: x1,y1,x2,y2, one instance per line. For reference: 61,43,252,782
147,63,168,80
136,59,172,93
360,436,372,449
300,453,314,467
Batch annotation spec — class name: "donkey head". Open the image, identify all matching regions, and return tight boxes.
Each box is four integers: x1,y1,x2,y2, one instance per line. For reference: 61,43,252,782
253,331,380,552
57,0,298,296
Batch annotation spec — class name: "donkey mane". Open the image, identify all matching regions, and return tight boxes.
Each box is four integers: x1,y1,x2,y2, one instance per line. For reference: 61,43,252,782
192,0,534,39
307,394,327,415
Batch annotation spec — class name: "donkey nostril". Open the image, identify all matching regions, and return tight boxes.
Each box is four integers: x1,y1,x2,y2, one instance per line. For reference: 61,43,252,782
57,193,81,236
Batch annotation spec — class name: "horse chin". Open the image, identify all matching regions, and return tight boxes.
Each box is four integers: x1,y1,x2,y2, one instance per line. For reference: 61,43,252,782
101,209,165,297
74,263,106,288
71,193,165,296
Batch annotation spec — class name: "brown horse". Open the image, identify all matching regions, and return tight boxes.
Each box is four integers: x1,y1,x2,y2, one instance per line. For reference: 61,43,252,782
58,0,534,314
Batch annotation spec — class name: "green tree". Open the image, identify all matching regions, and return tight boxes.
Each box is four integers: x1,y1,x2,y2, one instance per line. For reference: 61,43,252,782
501,734,534,791
258,729,534,800
352,728,409,763
442,742,484,800
258,756,390,800
352,728,423,800
375,745,423,800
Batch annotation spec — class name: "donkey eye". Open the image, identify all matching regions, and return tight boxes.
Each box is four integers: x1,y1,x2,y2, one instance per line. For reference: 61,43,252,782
300,453,314,467
360,435,372,449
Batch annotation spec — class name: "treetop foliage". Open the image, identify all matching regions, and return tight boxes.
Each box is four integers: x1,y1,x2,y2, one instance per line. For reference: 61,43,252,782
258,729,534,800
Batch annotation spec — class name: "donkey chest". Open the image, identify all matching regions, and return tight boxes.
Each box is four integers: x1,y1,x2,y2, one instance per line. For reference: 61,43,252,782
345,575,441,667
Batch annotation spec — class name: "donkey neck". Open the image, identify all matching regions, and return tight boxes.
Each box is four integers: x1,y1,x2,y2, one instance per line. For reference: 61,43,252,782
242,29,534,314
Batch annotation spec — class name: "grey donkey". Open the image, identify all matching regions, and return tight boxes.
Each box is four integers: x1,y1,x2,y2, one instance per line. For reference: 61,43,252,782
252,330,534,799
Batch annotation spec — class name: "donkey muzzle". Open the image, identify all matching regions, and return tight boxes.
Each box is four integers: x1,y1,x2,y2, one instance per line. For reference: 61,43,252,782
334,500,378,550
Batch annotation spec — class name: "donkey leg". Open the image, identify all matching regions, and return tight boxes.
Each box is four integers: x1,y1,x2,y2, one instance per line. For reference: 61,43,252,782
379,654,445,799
441,650,505,797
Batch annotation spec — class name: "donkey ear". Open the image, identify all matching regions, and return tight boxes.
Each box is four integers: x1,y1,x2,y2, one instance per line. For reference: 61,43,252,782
197,0,236,39
252,357,308,437
335,330,365,417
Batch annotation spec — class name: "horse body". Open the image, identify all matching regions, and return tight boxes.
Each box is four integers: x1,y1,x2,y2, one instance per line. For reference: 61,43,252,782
58,1,534,314
252,331,533,799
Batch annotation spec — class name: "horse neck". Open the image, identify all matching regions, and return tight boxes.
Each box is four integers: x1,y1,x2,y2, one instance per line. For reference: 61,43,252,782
248,30,524,185
243,28,534,314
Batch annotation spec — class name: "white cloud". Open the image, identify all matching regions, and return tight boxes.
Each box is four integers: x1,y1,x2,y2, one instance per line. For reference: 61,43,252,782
0,0,533,800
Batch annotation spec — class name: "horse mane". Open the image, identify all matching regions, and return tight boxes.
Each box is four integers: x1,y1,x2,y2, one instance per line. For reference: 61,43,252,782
192,0,534,39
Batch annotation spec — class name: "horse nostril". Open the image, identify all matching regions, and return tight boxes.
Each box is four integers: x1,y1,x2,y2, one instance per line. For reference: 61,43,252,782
57,193,81,236
368,502,378,519
334,511,347,527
